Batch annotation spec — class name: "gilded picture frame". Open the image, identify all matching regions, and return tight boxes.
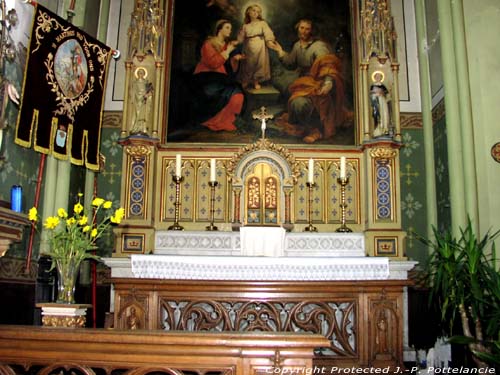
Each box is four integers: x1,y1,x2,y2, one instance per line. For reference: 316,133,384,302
163,0,358,147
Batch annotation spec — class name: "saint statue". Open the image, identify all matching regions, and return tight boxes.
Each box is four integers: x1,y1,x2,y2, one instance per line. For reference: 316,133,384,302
370,71,391,138
130,67,154,135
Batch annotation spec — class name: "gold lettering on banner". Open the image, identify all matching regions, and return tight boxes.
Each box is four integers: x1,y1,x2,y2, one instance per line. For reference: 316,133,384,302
55,30,75,43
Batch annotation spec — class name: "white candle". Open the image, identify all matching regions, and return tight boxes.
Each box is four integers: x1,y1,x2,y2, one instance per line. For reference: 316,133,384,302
340,156,346,179
308,158,314,183
175,154,182,177
210,158,216,182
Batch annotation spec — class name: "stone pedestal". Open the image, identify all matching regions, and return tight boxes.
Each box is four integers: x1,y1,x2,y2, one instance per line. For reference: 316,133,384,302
37,303,92,328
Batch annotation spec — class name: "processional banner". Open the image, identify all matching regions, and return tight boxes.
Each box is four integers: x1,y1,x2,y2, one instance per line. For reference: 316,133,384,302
14,4,113,171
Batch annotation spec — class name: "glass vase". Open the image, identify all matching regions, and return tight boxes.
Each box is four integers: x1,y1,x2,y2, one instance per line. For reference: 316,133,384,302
55,258,81,304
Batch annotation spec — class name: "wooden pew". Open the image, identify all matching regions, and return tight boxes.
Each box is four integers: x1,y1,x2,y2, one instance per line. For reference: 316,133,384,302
0,325,329,375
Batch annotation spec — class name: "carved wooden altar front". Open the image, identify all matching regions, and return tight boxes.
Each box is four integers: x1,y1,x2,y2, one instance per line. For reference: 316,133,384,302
112,278,407,368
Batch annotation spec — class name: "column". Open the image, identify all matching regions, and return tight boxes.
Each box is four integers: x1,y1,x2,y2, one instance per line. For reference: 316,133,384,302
391,63,402,141
437,0,467,235
451,0,479,230
40,156,58,253
54,160,71,214
414,0,438,243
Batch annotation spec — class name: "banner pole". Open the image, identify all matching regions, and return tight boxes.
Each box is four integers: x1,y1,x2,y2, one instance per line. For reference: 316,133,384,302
25,153,46,273
92,171,98,327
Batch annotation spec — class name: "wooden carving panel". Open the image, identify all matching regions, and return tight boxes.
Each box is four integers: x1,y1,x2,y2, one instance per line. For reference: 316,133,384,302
0,364,235,375
112,279,408,367
115,292,150,330
160,299,356,357
367,291,403,367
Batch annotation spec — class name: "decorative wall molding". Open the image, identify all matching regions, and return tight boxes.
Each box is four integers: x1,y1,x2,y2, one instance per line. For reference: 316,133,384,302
400,113,422,129
102,111,123,128
432,98,446,124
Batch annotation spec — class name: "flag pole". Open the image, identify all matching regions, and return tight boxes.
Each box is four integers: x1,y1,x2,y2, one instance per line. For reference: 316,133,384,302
25,153,46,273
92,169,98,327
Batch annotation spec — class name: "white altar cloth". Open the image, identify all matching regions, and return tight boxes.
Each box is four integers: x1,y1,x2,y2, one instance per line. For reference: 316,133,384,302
130,255,390,281
240,227,285,256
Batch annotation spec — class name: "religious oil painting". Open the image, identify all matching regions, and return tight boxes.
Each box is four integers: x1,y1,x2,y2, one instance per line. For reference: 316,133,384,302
166,0,355,146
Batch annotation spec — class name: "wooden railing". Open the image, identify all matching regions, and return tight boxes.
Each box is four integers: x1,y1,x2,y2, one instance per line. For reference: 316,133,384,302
0,325,329,375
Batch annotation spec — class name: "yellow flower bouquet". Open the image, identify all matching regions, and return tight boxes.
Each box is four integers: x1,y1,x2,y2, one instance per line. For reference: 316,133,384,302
29,194,124,304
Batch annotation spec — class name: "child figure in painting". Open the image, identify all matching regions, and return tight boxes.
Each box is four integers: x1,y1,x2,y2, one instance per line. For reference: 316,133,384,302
237,4,276,90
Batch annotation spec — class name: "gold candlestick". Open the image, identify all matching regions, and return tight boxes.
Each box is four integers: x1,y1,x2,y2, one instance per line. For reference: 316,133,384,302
304,181,317,232
168,175,184,231
336,177,352,232
206,181,218,231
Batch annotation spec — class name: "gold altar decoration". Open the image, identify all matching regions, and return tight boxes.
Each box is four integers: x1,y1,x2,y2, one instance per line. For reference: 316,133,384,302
369,146,398,160
37,303,92,328
112,0,407,259
360,0,397,63
227,137,301,184
125,144,152,159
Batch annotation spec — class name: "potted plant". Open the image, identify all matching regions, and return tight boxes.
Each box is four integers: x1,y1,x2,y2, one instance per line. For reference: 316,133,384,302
419,218,500,368
29,194,124,304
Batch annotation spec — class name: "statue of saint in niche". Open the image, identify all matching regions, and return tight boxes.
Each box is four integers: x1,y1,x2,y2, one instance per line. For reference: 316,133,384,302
370,71,391,138
130,67,154,135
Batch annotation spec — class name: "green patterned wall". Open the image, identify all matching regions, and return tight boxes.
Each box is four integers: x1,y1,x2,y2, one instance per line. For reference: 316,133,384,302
432,116,451,232
399,108,451,264
94,123,123,256
0,130,41,258
400,127,428,263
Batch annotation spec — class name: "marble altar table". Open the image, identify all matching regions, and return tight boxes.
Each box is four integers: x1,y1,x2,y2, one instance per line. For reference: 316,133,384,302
154,230,366,257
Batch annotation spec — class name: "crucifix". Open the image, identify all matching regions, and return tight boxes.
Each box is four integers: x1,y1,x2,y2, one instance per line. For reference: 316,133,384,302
253,106,273,139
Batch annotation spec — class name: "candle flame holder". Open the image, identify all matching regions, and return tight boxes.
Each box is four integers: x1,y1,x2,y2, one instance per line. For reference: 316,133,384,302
336,176,352,233
168,175,184,231
304,181,317,232
206,181,218,231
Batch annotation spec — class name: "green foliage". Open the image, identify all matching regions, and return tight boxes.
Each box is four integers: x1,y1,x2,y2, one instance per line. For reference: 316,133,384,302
418,218,500,366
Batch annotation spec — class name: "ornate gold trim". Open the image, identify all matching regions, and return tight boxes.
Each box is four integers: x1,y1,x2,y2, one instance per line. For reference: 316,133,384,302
369,147,397,160
125,145,151,158
227,138,301,182
42,315,86,328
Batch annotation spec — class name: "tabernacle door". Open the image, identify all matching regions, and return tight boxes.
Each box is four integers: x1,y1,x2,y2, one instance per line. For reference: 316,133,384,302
245,163,280,225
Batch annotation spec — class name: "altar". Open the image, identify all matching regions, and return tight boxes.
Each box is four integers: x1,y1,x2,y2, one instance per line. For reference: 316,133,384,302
106,128,416,369
105,228,415,369
106,0,415,369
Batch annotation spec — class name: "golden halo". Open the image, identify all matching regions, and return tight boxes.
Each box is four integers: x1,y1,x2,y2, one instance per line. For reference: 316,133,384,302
371,70,385,83
134,67,148,80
